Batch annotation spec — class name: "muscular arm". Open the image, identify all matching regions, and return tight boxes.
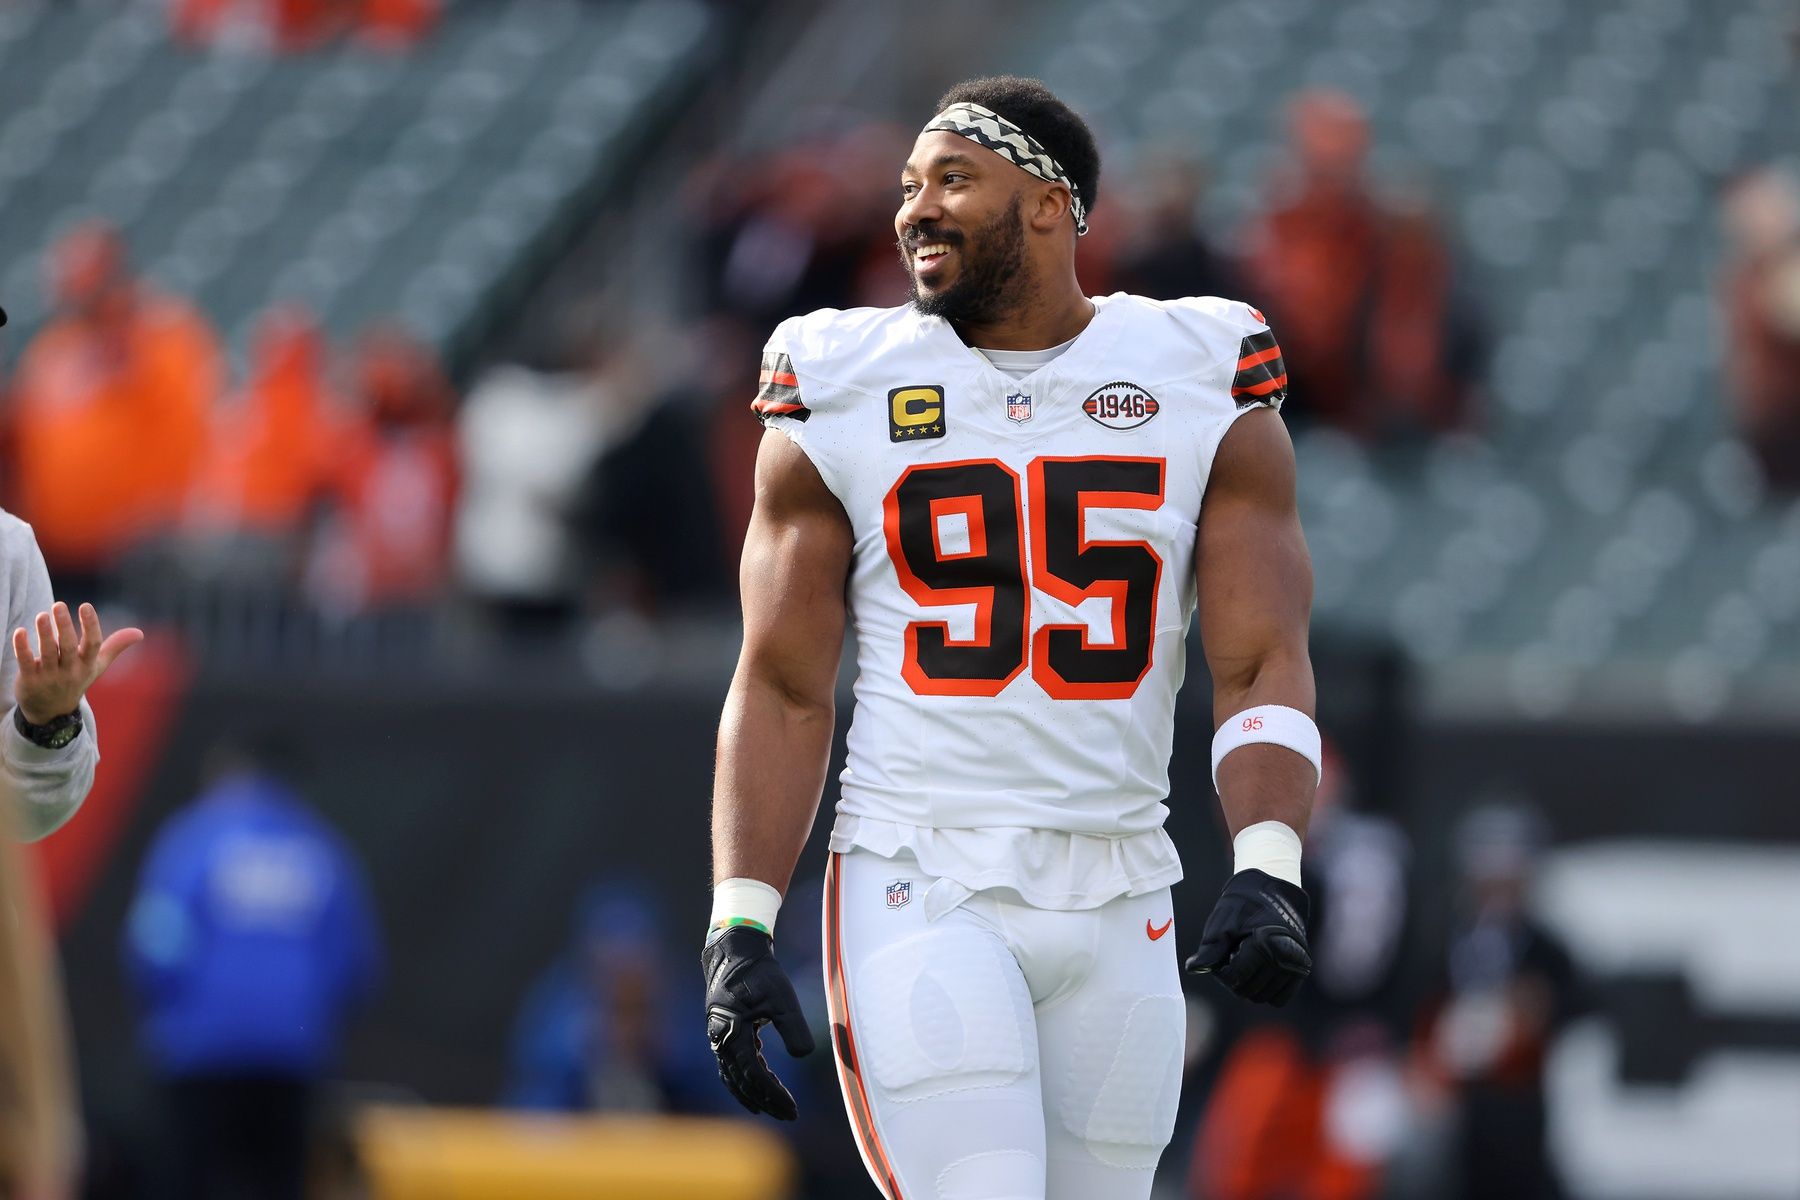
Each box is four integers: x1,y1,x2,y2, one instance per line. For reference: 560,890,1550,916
1196,407,1317,839
711,428,854,893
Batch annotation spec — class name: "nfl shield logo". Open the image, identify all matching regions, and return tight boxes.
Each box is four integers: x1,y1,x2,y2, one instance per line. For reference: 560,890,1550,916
1006,392,1033,423
885,880,912,909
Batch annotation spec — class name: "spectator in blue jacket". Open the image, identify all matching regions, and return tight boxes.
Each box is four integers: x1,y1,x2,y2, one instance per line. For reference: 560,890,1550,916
504,881,727,1116
123,743,381,1200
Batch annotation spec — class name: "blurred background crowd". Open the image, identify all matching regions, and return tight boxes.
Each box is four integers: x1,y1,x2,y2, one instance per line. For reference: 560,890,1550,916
1,0,1797,1198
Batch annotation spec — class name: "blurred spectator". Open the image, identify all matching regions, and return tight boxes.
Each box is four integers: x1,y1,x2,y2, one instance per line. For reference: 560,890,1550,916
1243,90,1384,433
1243,92,1482,439
572,330,728,616
123,742,381,1200
699,314,766,565
1188,744,1413,1200
1303,763,1410,1018
504,882,725,1114
454,330,610,633
1720,167,1800,489
691,124,911,326
1114,151,1245,303
171,0,436,52
504,876,865,1199
5,222,221,596
695,149,853,326
1417,802,1582,1200
187,306,343,570
171,0,338,50
1366,185,1486,441
457,317,727,626
0,790,78,1200
356,0,437,49
307,325,459,614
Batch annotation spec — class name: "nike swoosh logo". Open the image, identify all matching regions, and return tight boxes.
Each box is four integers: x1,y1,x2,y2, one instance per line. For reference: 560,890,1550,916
1147,918,1173,941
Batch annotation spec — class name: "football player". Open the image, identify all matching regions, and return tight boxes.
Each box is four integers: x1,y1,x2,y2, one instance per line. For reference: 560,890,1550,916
705,76,1318,1198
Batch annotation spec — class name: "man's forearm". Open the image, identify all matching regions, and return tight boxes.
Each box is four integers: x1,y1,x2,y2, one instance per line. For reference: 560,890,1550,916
711,673,835,894
2,698,98,842
1212,650,1316,839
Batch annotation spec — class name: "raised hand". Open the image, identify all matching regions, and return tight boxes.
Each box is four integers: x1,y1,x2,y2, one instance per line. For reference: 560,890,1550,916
11,602,144,725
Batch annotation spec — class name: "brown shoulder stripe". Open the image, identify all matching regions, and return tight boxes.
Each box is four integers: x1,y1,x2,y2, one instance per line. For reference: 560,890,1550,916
751,351,810,423
1231,329,1288,408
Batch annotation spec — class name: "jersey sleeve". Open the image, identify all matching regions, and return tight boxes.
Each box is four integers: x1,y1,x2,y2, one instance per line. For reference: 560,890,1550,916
750,324,809,426
1156,296,1292,478
1225,303,1289,411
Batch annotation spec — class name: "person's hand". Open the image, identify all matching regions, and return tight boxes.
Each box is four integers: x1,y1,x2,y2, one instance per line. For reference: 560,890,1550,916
1184,868,1313,1006
11,602,144,725
701,925,815,1120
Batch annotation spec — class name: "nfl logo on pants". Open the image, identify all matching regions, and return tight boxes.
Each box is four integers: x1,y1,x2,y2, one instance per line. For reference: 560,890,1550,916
1006,392,1033,423
885,880,911,909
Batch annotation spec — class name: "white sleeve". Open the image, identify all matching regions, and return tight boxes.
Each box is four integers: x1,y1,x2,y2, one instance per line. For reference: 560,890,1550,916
749,321,809,428
1177,299,1292,480
1,522,100,842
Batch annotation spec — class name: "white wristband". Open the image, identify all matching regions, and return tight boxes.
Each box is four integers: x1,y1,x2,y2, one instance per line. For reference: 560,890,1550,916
1211,704,1323,792
1233,820,1304,888
709,877,783,939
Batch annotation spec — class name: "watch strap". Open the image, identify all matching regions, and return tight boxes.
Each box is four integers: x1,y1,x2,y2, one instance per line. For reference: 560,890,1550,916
13,706,82,750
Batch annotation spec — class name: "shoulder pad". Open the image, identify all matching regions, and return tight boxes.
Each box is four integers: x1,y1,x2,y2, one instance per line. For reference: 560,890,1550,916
752,306,931,426
1156,296,1287,410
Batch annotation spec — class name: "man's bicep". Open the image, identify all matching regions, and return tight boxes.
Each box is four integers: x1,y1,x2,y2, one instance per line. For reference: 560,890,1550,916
1195,409,1315,711
736,428,853,698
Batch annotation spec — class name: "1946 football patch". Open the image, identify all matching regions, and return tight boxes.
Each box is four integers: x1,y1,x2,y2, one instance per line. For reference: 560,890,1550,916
1082,381,1160,430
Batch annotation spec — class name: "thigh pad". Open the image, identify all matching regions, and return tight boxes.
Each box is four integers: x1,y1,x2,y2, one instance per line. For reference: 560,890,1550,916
854,926,1035,1102
1054,991,1185,1166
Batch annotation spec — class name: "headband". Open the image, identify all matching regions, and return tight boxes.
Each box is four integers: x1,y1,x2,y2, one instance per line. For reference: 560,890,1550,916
923,101,1089,236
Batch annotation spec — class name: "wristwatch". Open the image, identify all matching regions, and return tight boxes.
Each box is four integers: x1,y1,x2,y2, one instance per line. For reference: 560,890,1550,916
13,706,82,750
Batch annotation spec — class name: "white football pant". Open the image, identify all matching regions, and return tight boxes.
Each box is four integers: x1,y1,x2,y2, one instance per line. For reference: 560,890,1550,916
822,847,1186,1200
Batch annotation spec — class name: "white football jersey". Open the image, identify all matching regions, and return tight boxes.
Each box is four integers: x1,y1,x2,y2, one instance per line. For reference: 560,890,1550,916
754,293,1289,909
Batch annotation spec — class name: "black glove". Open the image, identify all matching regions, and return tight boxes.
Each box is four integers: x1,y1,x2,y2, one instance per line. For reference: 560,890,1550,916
701,925,816,1120
1184,868,1313,1006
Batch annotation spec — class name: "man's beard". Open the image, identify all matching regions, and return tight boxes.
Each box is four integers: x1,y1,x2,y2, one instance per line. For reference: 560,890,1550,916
902,198,1029,325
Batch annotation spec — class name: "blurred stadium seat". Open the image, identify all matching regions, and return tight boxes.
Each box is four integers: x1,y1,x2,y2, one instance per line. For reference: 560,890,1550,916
0,0,716,359
1030,0,1800,716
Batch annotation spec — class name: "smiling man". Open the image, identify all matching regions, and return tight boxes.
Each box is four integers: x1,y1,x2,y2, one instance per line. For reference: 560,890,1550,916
704,76,1320,1198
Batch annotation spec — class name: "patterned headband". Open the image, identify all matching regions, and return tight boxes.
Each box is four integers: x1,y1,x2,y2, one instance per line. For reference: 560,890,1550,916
923,101,1089,236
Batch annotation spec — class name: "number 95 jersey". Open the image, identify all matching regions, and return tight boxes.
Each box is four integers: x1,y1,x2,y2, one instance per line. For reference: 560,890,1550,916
754,293,1288,905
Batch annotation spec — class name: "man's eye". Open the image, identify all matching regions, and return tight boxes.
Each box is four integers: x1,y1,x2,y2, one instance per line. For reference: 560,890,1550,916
901,183,918,198
943,173,967,185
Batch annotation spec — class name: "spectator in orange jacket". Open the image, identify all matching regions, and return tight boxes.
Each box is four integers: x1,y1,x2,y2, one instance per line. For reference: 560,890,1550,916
6,223,222,595
190,305,342,549
308,326,459,612
1243,90,1384,435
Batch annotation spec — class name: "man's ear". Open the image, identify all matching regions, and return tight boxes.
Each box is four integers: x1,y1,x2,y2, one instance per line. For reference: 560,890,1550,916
1027,184,1072,234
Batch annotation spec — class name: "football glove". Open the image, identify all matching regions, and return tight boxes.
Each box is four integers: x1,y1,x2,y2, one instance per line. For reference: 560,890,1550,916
701,925,816,1120
1185,868,1313,1006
